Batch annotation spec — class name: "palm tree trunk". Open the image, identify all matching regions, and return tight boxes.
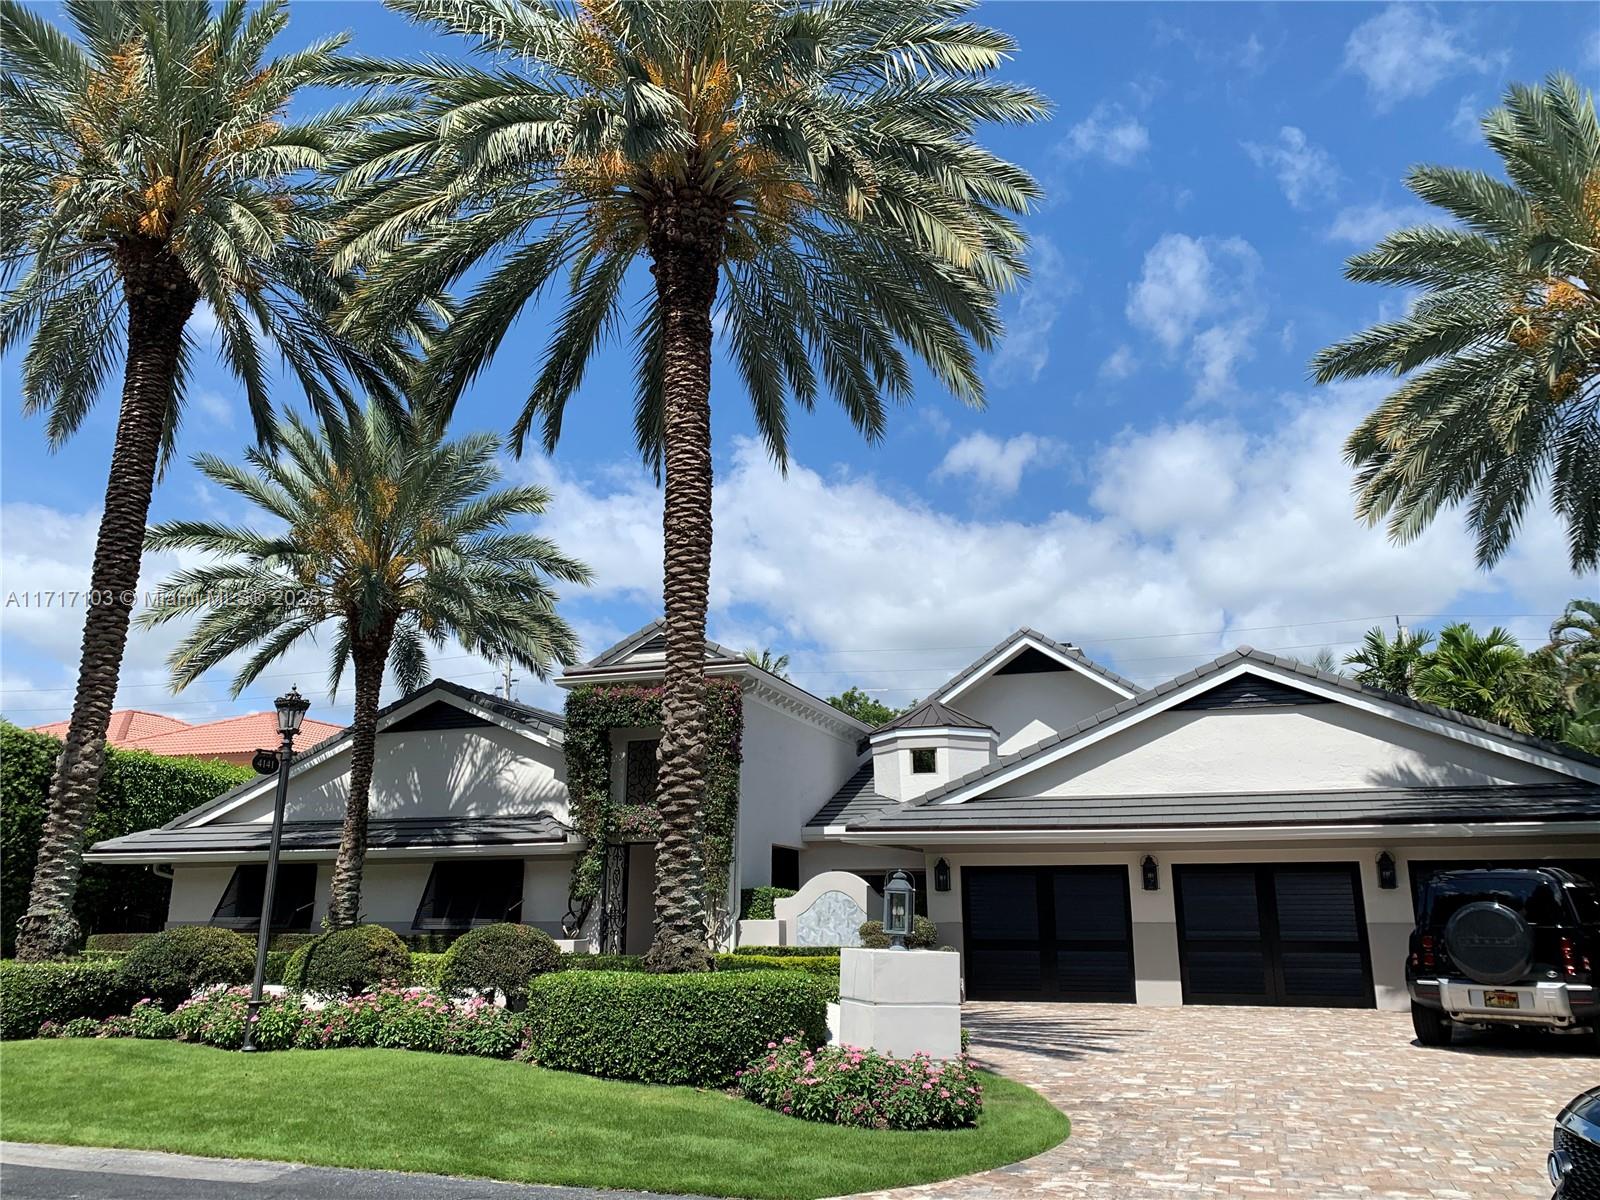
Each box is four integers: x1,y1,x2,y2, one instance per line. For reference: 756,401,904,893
15,242,196,961
643,197,722,974
326,622,393,928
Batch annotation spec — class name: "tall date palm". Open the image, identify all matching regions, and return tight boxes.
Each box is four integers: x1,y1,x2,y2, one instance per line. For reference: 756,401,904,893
0,0,415,958
331,0,1046,970
137,405,590,926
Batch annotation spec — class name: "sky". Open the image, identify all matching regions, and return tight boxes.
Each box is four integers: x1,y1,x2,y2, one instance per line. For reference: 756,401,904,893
3,1,1599,731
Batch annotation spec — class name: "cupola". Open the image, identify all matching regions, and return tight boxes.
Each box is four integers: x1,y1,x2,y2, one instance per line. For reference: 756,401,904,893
869,698,998,803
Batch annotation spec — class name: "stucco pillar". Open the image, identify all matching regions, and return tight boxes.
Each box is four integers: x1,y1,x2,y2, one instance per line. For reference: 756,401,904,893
837,948,962,1059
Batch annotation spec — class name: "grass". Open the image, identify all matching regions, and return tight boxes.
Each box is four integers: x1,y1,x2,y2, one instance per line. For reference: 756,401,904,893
0,1040,1068,1199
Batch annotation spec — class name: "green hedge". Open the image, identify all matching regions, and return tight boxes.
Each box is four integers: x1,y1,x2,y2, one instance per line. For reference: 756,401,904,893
525,970,828,1087
554,953,646,972
732,944,843,957
716,954,840,1002
739,887,796,921
117,926,255,1007
0,961,141,1040
410,952,448,988
2,723,251,955
283,926,411,996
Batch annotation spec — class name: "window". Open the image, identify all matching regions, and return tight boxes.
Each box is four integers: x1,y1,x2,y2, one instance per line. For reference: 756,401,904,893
211,863,316,931
771,845,800,891
412,859,523,930
624,738,660,807
910,747,937,774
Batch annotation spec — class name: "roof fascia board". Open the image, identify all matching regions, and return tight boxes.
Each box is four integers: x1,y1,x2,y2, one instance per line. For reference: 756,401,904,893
939,634,1139,705
868,726,999,746
829,819,1600,846
85,839,582,866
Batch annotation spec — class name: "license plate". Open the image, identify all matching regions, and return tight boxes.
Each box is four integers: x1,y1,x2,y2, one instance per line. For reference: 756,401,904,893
1483,990,1520,1009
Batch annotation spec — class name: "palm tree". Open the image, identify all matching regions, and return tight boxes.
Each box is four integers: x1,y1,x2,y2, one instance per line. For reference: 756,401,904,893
1545,599,1600,706
1311,74,1599,572
331,0,1045,970
1411,623,1556,735
0,0,418,959
1343,626,1436,695
742,648,790,679
136,405,590,926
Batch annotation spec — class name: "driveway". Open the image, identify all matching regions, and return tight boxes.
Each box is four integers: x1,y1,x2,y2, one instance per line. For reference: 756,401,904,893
847,1002,1595,1200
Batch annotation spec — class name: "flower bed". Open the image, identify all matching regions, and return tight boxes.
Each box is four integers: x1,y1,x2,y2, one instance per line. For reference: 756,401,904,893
739,1038,984,1130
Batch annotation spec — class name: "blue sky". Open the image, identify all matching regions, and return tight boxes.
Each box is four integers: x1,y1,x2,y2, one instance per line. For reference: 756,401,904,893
3,1,1598,728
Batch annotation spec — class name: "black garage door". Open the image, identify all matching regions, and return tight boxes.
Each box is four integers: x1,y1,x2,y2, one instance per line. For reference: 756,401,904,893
1174,864,1374,1008
963,866,1135,1001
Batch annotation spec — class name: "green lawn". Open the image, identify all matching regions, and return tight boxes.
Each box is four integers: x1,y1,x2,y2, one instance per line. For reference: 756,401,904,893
0,1040,1068,1199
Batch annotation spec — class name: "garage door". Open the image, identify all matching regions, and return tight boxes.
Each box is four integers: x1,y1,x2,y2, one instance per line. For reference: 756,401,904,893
1174,864,1374,1008
963,866,1135,1002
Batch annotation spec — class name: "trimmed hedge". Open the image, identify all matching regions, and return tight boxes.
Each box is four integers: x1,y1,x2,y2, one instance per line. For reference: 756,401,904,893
732,944,843,957
555,953,646,972
526,970,828,1087
439,923,560,1008
410,952,448,989
716,954,840,1002
117,926,256,1007
1,723,251,955
739,887,796,921
0,961,141,1039
283,926,411,996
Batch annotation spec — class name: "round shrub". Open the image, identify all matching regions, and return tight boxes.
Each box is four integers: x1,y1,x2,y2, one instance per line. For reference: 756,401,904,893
438,924,560,1009
283,925,410,996
525,970,828,1087
857,916,940,950
117,926,254,1006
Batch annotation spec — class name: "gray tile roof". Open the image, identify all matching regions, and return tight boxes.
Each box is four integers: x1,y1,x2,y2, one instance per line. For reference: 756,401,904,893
805,764,898,830
873,698,993,734
901,645,1600,809
936,627,1144,702
579,618,742,670
849,781,1600,834
87,814,572,859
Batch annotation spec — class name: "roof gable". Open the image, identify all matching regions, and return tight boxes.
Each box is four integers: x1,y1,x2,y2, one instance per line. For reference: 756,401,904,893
936,629,1142,706
579,619,742,670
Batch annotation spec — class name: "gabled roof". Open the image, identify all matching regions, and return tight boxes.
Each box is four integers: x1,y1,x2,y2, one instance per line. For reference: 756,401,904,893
887,646,1600,811
119,711,343,759
872,697,993,736
579,619,743,670
934,628,1143,705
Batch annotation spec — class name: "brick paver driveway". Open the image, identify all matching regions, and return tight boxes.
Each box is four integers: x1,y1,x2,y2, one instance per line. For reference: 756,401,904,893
848,1002,1596,1200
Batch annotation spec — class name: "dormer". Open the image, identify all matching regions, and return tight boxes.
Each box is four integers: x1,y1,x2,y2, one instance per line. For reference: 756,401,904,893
870,699,998,803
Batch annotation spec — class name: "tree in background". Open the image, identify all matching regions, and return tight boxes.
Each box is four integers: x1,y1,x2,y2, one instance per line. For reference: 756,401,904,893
136,405,589,927
1312,74,1599,572
1343,626,1437,695
1539,600,1600,752
334,0,1046,971
742,648,790,679
827,687,912,728
1,0,416,959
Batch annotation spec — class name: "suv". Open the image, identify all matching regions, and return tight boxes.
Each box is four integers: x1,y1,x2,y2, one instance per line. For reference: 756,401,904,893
1407,867,1599,1049
1550,1087,1600,1199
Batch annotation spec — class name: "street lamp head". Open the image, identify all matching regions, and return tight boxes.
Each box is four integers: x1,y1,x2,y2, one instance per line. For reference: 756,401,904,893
883,869,915,951
275,686,311,736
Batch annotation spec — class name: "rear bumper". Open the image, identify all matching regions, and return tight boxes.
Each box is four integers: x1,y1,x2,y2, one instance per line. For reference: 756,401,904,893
1411,978,1596,1027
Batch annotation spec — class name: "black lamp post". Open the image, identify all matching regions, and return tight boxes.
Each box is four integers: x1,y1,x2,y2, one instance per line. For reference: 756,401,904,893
883,869,915,951
242,686,310,1052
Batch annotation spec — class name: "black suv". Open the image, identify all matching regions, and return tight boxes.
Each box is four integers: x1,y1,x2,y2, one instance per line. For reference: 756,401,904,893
1551,1087,1600,1199
1407,867,1600,1050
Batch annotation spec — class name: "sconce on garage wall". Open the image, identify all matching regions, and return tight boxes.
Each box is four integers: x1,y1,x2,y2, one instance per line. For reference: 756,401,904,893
1140,854,1160,891
1376,850,1398,890
933,858,951,893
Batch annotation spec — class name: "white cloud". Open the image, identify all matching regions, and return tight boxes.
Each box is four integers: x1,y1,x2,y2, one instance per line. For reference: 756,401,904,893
1326,201,1435,245
1344,6,1489,108
1099,346,1137,381
988,236,1075,387
1243,127,1339,209
192,390,235,429
1450,94,1483,143
1126,233,1263,399
1062,102,1151,167
932,432,1056,497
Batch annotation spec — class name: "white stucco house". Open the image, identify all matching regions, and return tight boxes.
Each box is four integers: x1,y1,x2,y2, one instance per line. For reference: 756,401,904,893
89,622,1600,1012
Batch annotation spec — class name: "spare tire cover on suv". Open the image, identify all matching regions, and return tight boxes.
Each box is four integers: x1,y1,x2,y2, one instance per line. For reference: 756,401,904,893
1443,901,1534,985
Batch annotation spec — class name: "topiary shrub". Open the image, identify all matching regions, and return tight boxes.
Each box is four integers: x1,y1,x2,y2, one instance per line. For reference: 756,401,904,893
283,925,411,996
858,916,940,950
438,923,560,1008
0,960,142,1039
526,970,828,1087
410,952,448,989
117,926,255,1006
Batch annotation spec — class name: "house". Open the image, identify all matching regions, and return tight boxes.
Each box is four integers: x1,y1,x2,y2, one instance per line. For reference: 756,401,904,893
88,623,1600,1012
31,708,342,766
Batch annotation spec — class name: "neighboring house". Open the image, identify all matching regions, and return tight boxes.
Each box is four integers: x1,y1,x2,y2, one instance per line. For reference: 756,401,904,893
30,708,342,766
89,624,1600,1012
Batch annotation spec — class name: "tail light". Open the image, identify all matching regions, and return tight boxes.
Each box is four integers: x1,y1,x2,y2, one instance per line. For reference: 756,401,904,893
1559,936,1590,978
1421,934,1436,970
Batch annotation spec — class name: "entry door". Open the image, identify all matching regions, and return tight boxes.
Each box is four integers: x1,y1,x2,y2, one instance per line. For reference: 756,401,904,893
1174,864,1374,1008
963,866,1135,1002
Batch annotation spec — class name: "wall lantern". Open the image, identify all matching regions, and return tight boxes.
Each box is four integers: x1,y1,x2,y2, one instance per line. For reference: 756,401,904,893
933,858,951,893
883,869,915,950
1140,855,1160,892
1376,850,1398,890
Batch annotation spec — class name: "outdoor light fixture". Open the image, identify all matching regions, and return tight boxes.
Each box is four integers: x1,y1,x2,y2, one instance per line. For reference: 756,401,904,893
883,869,915,951
243,687,309,1051
1140,855,1160,892
933,858,951,893
1377,850,1398,890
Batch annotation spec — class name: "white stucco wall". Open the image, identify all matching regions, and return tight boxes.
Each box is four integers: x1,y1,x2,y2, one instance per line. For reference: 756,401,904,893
954,669,1128,754
220,722,568,826
737,696,863,890
872,732,995,802
990,702,1567,799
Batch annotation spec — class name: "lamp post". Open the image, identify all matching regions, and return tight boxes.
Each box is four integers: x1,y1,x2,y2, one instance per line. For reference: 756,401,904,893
883,869,915,951
242,686,310,1052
